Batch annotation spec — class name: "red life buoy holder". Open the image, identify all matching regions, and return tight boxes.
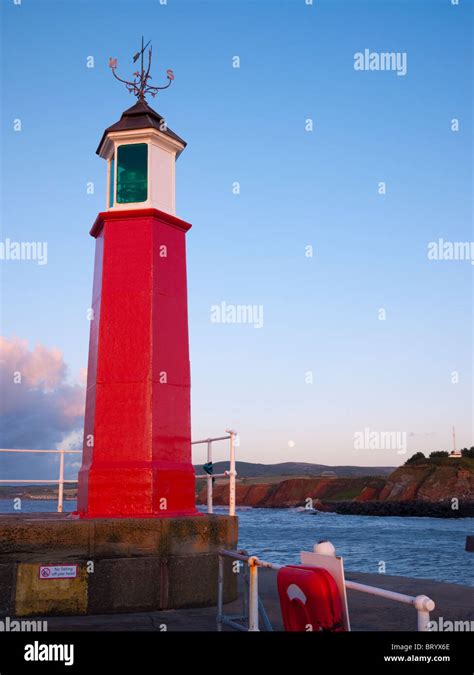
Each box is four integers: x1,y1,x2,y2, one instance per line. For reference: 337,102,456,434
277,565,345,632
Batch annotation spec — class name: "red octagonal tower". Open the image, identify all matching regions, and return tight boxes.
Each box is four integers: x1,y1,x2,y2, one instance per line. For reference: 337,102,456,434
77,99,198,517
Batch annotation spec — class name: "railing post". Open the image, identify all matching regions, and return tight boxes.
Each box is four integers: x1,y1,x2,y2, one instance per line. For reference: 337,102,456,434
57,450,65,513
207,439,213,514
415,595,435,631
417,610,431,632
226,429,236,517
248,557,259,631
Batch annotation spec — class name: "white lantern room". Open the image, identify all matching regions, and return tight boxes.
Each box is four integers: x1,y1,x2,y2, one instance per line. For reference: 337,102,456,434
96,99,186,216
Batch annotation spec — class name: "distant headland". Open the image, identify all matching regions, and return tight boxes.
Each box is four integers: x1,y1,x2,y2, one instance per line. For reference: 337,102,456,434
1,455,473,518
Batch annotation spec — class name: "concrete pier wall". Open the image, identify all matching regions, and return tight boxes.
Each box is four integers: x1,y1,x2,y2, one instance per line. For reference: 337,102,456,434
0,514,238,617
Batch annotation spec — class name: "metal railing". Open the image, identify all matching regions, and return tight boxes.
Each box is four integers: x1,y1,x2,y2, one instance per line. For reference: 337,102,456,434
218,549,278,631
0,449,81,513
344,578,435,632
0,430,238,516
217,547,436,632
193,429,237,516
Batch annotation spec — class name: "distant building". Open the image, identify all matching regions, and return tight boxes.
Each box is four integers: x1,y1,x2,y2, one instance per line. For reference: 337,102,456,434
449,426,462,458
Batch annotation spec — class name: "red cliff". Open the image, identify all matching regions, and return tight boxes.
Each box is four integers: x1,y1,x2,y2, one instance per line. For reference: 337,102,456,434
197,461,474,508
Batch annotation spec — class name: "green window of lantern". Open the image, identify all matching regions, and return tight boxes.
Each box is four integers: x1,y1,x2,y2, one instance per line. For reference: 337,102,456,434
109,156,115,207
116,143,148,204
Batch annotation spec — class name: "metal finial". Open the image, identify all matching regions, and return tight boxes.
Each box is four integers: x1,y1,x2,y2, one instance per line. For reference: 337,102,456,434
108,36,174,100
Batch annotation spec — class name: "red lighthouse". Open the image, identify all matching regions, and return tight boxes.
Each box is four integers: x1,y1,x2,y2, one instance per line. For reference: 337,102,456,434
77,48,198,517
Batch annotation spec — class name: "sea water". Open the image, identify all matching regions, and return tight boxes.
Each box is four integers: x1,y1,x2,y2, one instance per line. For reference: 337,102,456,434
0,500,472,586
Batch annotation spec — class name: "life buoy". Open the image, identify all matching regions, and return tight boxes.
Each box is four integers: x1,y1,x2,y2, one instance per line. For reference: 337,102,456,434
277,565,345,632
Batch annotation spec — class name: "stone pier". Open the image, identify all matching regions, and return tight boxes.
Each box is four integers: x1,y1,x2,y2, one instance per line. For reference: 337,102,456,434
0,513,238,617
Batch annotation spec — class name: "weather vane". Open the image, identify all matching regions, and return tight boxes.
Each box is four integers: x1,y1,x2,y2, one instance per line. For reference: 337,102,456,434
109,36,174,101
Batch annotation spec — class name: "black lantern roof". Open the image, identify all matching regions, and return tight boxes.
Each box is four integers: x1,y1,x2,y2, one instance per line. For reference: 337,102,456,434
96,99,186,156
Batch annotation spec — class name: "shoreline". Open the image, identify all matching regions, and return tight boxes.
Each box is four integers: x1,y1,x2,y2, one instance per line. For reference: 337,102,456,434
317,500,474,518
207,500,474,518
1,497,474,519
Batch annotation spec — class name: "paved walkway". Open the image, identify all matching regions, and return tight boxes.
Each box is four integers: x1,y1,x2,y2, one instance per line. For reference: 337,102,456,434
44,571,474,632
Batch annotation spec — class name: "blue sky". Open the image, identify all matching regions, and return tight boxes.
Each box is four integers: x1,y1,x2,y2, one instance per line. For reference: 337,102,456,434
0,0,472,476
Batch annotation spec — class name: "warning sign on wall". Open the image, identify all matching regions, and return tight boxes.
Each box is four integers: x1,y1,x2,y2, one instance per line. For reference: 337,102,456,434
38,565,78,580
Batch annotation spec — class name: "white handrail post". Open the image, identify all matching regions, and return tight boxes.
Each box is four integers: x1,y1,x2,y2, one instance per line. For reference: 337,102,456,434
58,450,65,513
415,595,435,632
417,610,431,632
226,429,236,517
248,557,259,631
207,439,213,514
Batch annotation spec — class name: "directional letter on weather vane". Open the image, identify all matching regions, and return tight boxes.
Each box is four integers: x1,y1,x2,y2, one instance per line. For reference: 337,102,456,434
109,36,174,100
